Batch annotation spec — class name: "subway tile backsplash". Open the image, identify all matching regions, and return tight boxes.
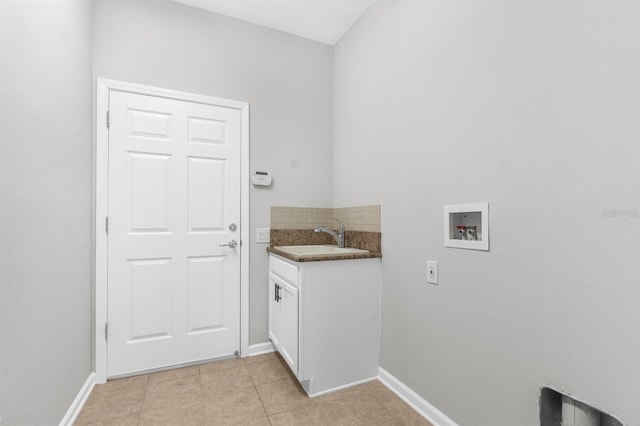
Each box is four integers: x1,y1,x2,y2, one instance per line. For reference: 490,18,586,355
333,205,381,233
271,205,380,232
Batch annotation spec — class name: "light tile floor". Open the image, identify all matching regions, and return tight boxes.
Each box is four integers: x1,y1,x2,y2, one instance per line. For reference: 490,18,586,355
75,352,432,425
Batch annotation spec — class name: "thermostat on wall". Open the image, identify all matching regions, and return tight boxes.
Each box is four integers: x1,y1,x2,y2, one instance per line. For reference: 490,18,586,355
252,170,272,186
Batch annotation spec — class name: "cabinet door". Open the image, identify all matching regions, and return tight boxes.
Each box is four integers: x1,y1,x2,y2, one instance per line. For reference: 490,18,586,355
268,275,282,350
278,279,299,374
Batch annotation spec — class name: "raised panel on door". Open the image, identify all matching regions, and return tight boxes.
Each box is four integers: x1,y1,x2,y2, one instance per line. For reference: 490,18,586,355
128,152,172,233
128,109,172,141
187,157,224,232
128,258,173,341
187,256,225,334
187,116,225,144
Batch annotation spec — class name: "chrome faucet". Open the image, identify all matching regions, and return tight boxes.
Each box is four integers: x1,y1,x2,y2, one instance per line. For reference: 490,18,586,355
314,219,345,248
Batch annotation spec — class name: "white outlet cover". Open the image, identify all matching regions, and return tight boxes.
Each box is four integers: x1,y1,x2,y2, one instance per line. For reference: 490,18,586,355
256,227,271,244
427,261,438,285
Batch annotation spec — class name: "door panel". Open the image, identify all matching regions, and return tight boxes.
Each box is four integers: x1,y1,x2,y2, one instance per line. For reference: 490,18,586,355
187,116,225,143
128,152,172,232
187,157,224,231
129,109,172,140
128,258,172,341
107,90,241,377
187,256,225,333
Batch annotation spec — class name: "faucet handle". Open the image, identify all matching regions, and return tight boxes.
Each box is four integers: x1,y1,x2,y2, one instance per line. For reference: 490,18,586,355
332,218,344,231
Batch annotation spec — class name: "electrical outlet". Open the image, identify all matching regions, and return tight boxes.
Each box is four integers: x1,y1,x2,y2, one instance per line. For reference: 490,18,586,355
256,227,270,244
427,261,438,285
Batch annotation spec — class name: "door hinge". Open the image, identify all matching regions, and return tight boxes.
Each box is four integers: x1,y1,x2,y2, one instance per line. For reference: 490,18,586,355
105,216,109,234
104,323,108,341
106,111,110,128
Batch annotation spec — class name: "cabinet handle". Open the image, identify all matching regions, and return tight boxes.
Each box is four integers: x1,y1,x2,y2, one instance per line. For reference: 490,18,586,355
275,283,282,302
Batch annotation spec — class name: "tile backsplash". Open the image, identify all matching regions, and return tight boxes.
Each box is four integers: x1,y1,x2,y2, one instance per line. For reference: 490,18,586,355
333,205,380,233
270,205,380,232
270,207,331,230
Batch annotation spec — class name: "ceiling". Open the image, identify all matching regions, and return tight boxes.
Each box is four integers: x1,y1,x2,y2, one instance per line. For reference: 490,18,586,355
172,0,375,45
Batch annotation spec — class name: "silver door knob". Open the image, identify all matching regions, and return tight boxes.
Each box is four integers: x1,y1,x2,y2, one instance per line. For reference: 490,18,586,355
219,240,238,249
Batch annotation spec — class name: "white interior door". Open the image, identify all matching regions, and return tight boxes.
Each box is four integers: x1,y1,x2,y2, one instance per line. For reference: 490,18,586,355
106,90,241,377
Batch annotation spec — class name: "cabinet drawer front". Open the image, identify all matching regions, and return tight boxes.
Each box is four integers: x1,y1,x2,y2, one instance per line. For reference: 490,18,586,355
270,255,299,285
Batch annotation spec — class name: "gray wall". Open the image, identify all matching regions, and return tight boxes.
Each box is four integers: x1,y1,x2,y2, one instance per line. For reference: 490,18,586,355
0,0,94,424
93,0,334,344
334,1,640,425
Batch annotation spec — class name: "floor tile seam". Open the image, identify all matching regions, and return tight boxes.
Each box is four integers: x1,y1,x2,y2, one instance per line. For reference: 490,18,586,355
200,362,249,378
202,356,245,368
199,367,254,395
138,376,186,412
244,359,292,387
241,355,263,365
199,378,258,404
84,391,147,412
201,384,256,400
247,369,290,387
253,378,298,423
247,366,259,388
254,376,292,391
242,352,279,365
359,399,417,424
267,401,325,422
257,388,316,418
250,385,272,423
251,376,289,387
85,394,147,413
147,370,200,385
243,357,277,371
140,373,157,413
90,379,148,399
199,364,238,375
264,414,276,426
76,400,145,424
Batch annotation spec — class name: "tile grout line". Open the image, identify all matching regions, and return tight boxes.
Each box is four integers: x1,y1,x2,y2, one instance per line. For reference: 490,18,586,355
248,365,276,425
244,355,277,424
137,374,150,425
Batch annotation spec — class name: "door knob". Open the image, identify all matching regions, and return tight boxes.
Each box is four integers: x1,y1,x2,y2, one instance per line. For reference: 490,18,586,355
220,240,238,249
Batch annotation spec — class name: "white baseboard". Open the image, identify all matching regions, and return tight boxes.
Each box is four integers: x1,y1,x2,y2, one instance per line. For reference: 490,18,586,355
246,341,276,357
378,367,458,426
59,372,95,426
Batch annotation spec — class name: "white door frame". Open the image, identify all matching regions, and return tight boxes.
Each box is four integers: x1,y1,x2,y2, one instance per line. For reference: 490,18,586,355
95,78,250,383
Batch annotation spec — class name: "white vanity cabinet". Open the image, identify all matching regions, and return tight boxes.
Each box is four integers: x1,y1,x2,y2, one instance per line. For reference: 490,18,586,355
268,253,381,397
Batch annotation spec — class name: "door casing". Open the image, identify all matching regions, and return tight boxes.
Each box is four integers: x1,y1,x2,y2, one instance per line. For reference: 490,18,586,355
94,78,250,383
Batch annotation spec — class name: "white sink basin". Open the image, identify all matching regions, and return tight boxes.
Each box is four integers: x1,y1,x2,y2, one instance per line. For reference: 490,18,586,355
276,245,369,256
